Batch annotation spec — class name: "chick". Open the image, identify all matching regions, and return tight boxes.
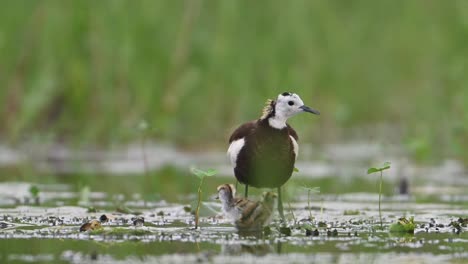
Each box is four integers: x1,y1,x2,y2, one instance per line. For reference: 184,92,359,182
217,184,277,231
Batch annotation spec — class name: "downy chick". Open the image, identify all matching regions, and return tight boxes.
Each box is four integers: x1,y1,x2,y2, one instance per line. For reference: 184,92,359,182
217,184,277,231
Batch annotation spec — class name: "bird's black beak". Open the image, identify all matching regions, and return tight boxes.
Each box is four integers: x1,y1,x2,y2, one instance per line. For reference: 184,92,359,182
300,105,320,115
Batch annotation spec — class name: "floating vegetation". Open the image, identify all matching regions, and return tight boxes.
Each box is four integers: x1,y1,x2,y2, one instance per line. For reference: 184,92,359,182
0,199,465,264
344,210,360,215
87,207,97,213
389,217,416,234
0,170,466,264
89,227,152,237
305,228,320,236
278,226,292,236
116,206,142,215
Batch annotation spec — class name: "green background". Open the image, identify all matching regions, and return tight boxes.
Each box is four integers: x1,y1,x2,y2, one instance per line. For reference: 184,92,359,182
1,0,467,163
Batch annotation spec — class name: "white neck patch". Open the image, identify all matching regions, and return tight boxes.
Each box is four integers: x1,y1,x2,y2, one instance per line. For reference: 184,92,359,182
268,116,287,129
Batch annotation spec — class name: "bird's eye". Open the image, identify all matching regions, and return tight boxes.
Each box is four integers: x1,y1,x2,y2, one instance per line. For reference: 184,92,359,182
288,101,294,106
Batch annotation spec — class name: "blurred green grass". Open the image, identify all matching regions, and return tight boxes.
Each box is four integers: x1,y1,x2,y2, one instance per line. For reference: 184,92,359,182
0,165,397,204
0,0,467,163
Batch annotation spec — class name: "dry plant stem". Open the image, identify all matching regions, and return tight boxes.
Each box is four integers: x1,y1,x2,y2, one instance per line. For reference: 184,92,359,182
379,171,383,229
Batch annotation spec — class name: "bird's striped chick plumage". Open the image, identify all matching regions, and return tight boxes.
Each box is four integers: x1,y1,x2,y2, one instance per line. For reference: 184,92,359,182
217,184,277,231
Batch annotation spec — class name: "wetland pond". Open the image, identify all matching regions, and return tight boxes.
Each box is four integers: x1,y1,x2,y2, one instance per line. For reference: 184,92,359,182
0,143,467,263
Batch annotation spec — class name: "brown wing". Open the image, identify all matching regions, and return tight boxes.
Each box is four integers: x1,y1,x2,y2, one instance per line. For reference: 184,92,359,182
286,124,299,141
229,120,257,143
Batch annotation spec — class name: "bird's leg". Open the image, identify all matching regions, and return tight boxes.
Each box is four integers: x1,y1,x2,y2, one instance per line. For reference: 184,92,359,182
277,187,285,221
244,184,249,198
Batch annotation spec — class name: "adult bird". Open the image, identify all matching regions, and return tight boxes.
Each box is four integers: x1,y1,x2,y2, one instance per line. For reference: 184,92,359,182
227,92,320,219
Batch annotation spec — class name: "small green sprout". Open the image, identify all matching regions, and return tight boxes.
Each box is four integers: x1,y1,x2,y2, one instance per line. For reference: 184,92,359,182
287,201,297,225
389,216,415,233
29,185,40,205
301,185,321,220
367,161,391,229
29,185,39,198
191,168,217,229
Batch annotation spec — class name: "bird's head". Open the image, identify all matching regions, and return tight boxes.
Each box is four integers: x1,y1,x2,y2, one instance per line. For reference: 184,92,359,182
216,184,236,202
261,191,278,210
262,92,320,129
275,92,320,118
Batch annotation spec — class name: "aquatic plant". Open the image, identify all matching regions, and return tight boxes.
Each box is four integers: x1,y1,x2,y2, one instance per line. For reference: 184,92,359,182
389,217,415,234
367,161,391,229
191,168,217,229
301,185,321,220
28,185,40,205
343,210,360,215
287,201,297,225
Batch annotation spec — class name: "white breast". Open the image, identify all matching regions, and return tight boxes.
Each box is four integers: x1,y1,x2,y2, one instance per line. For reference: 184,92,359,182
227,138,245,167
289,135,299,159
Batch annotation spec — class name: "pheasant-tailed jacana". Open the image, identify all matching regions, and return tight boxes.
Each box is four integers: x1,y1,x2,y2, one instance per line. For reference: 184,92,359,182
227,92,319,219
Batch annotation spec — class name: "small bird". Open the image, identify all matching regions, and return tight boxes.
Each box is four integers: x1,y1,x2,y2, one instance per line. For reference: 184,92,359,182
227,92,319,219
79,219,102,232
217,184,277,231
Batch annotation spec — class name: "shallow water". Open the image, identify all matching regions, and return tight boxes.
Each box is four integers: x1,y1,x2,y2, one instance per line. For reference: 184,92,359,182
0,183,467,264
0,142,467,263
